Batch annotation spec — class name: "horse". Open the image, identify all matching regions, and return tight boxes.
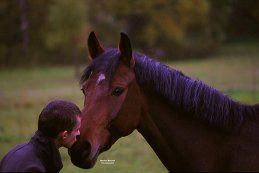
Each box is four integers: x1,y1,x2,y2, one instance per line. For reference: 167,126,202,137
69,32,259,171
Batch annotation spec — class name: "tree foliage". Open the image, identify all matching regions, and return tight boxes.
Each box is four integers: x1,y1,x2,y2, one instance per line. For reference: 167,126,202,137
44,0,88,64
0,0,258,66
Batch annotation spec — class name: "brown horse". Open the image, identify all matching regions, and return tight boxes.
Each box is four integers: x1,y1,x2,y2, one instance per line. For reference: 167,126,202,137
69,32,259,171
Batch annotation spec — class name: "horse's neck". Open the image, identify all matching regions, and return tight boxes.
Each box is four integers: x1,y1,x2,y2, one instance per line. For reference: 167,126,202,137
137,95,184,170
137,94,232,171
137,98,176,170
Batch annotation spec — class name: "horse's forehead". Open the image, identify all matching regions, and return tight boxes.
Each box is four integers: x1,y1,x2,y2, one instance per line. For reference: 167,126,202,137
96,73,106,85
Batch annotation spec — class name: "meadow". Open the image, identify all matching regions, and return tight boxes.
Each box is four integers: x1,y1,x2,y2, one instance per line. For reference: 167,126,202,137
0,42,258,173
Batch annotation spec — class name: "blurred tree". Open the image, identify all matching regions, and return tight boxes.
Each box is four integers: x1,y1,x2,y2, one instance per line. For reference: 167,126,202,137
0,0,21,66
0,0,52,66
226,0,259,41
18,0,29,57
0,0,259,66
26,0,52,65
87,0,218,59
45,0,88,64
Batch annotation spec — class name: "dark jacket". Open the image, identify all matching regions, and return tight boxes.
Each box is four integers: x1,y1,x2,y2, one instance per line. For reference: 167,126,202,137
0,131,63,172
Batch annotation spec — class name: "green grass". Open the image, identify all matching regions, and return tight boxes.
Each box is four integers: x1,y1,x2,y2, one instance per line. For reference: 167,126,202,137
0,42,259,172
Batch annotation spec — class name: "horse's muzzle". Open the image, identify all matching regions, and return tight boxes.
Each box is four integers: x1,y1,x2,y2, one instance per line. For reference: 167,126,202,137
68,141,95,169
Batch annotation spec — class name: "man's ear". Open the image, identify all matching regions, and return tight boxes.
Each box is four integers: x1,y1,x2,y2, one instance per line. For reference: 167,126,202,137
59,130,68,140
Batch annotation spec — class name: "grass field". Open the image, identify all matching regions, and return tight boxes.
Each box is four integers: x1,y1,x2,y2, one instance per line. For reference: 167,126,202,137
0,42,258,173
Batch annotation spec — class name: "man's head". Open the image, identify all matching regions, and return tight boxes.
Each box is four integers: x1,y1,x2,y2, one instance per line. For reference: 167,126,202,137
38,100,81,148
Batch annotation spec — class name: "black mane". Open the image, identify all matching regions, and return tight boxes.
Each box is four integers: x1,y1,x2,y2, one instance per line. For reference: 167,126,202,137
80,49,258,129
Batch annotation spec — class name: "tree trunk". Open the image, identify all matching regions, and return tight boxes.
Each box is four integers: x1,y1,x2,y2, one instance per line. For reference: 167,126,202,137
18,0,29,57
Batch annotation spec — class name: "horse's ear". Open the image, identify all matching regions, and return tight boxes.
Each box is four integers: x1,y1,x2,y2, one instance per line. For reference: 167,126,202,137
119,32,134,67
88,32,104,60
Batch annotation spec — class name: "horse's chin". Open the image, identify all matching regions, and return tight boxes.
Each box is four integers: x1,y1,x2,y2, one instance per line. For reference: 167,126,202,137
68,137,116,169
71,144,116,169
68,142,100,169
72,152,99,169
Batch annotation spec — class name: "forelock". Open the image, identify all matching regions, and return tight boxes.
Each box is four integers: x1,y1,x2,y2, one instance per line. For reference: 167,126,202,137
80,48,120,85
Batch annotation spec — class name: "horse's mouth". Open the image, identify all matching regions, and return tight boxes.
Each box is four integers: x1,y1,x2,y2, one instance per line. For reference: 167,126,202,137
68,141,114,169
68,141,98,169
68,137,116,169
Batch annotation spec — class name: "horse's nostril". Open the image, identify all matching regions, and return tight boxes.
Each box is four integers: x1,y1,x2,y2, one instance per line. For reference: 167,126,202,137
69,140,91,157
69,140,92,166
76,135,80,140
83,141,91,154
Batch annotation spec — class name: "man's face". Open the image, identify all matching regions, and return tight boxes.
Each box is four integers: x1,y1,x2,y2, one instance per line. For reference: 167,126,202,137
63,116,81,148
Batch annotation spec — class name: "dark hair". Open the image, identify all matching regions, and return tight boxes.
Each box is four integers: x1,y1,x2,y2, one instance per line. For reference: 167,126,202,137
38,100,81,138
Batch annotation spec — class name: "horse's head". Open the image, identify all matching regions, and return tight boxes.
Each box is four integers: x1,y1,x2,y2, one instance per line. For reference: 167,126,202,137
69,32,144,168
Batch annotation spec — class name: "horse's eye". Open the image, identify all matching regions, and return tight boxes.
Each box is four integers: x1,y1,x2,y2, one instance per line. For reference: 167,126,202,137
112,87,125,96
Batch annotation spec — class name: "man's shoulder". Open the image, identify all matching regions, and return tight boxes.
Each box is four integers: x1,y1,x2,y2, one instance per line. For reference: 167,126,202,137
0,142,44,172
1,142,29,159
5,142,35,158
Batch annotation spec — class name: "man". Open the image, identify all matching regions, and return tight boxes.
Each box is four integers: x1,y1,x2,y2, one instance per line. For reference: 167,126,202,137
0,99,81,172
